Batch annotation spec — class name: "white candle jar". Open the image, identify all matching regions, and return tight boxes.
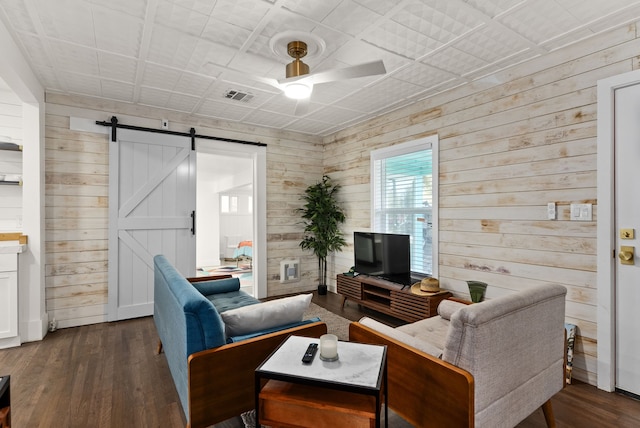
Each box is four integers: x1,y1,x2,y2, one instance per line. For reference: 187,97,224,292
319,334,339,361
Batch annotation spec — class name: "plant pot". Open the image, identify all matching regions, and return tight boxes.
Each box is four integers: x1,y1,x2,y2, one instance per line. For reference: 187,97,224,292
466,281,487,303
317,284,328,295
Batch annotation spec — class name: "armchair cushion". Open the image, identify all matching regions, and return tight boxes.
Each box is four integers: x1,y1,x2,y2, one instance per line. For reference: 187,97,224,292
221,293,312,337
360,316,443,357
397,314,450,351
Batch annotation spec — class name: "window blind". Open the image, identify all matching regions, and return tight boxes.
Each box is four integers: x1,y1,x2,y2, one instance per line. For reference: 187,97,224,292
371,142,433,275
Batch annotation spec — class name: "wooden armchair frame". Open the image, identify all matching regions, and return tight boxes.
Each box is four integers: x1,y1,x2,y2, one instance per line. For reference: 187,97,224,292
350,321,474,427
350,322,557,428
187,321,327,428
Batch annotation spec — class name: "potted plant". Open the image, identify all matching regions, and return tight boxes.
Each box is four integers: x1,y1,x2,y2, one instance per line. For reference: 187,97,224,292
299,175,346,295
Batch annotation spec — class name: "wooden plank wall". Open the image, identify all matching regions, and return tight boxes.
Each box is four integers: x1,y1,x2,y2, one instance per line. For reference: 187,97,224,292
324,23,640,386
44,97,323,329
44,113,110,328
0,89,23,232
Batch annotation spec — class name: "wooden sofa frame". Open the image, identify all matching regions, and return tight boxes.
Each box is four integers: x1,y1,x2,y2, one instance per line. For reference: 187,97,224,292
187,321,327,428
349,322,556,428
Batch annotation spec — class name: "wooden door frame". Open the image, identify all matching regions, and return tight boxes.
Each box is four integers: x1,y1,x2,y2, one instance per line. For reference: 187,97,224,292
596,69,640,392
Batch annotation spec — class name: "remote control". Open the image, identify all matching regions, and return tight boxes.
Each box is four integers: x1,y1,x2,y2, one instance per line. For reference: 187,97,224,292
302,343,318,363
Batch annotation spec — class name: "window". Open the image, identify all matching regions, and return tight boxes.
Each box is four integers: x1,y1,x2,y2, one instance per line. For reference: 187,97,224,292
220,194,238,213
370,135,438,276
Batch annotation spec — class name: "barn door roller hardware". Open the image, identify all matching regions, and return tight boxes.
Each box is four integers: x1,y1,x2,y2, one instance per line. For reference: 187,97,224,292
95,116,266,147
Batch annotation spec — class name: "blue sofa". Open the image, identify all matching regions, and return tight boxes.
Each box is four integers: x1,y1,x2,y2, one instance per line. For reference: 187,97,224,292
153,255,327,428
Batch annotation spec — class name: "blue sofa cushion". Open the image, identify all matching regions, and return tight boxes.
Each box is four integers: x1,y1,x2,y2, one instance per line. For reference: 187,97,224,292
208,290,259,313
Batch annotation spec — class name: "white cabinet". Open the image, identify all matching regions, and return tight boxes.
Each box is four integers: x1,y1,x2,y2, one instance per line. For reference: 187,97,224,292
0,244,25,348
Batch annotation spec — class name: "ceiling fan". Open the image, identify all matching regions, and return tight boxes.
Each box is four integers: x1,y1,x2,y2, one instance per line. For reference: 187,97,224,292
251,36,386,115
277,40,387,100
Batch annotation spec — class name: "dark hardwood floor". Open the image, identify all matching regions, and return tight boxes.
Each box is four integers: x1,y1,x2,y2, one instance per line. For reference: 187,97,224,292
0,291,637,427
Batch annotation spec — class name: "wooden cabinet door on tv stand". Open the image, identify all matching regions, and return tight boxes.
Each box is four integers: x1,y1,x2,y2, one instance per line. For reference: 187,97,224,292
336,274,452,323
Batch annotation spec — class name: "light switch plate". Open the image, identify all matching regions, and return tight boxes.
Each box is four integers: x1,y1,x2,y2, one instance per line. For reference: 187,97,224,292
570,203,592,221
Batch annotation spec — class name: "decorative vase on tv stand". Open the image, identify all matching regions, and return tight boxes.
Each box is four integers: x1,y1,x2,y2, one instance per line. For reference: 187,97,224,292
467,281,487,303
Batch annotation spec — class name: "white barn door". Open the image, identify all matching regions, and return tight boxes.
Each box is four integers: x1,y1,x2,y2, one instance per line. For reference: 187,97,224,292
108,128,196,321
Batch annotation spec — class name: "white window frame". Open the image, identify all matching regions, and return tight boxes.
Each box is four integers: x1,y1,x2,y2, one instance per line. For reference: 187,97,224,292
370,135,439,277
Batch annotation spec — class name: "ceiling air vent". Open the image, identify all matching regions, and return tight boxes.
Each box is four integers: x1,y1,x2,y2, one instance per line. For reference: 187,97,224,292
224,90,254,102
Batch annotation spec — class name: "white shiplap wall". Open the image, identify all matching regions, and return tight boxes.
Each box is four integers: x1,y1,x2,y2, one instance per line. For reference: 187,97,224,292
324,23,640,386
44,96,323,328
0,88,23,231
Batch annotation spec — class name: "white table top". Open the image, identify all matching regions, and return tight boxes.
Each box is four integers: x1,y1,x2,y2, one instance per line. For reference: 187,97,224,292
257,335,386,390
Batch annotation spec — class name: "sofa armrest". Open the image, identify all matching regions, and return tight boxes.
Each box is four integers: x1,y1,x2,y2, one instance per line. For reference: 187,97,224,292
187,321,328,428
189,277,240,295
349,321,474,428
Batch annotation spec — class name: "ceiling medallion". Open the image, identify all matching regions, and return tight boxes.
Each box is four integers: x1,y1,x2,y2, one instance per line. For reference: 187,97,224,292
269,31,326,63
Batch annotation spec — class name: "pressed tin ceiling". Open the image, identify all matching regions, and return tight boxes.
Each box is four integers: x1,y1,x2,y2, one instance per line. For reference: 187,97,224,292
1,0,640,137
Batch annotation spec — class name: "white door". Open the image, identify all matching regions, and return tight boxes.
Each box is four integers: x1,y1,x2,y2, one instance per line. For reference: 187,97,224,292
613,83,640,396
108,128,196,321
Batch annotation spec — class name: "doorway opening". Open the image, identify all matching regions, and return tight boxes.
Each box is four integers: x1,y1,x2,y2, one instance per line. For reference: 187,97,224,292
196,145,261,296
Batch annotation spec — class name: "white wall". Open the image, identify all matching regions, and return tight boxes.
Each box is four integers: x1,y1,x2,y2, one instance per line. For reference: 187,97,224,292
196,156,220,267
0,85,22,231
0,17,47,343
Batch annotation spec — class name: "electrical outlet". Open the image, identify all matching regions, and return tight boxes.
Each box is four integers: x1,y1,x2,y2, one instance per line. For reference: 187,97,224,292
162,119,169,130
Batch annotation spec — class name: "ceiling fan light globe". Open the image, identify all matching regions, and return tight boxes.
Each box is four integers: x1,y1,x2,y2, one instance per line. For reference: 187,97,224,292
284,82,312,99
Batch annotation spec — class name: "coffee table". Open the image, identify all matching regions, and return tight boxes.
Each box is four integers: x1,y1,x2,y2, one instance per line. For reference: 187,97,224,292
255,335,387,428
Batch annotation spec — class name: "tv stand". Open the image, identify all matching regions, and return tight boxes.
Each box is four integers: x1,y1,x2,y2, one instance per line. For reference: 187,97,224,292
336,274,452,323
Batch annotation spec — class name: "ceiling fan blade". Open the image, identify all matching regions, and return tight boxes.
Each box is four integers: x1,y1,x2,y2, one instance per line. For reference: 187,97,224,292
294,98,309,116
251,75,284,91
278,60,386,86
311,60,386,84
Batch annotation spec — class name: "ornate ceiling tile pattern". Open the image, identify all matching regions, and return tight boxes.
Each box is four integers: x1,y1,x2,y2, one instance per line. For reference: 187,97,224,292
1,0,639,136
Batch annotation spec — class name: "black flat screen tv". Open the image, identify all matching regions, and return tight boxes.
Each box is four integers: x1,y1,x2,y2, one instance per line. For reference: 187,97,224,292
354,232,411,285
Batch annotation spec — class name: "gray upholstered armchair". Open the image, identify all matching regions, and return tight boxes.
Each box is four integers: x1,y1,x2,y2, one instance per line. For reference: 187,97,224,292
349,284,567,428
